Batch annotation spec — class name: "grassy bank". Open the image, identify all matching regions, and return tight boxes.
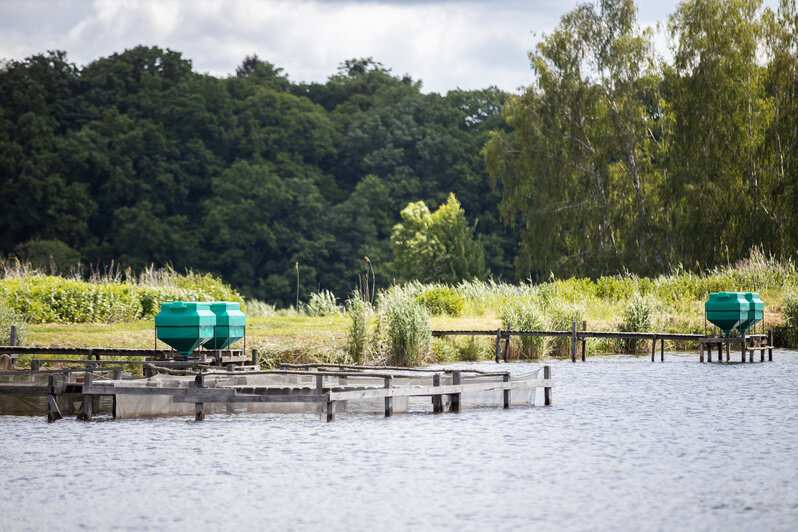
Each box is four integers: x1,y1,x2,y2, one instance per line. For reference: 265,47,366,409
3,252,798,368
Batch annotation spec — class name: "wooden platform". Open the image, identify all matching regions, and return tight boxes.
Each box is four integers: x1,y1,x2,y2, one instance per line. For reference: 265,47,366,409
699,332,773,363
0,364,553,423
433,324,773,363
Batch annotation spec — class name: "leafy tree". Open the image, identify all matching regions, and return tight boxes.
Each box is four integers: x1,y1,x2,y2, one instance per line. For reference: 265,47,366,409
391,193,485,283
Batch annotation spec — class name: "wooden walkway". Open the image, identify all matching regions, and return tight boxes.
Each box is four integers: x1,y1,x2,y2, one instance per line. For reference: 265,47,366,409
0,364,553,423
433,321,773,363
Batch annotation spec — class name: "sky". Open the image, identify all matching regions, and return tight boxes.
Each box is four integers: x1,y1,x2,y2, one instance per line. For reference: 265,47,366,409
0,0,780,94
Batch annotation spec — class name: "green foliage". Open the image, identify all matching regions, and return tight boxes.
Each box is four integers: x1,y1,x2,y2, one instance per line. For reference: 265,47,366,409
416,287,465,316
306,289,340,317
0,301,27,345
782,290,798,347
391,193,486,284
0,267,242,323
381,292,431,366
499,300,549,358
345,292,370,364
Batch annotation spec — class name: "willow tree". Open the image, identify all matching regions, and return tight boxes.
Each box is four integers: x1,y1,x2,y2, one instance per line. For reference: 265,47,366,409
484,0,666,280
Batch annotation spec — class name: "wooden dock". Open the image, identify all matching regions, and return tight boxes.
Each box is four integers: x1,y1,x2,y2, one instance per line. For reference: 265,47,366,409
433,321,773,363
0,362,553,423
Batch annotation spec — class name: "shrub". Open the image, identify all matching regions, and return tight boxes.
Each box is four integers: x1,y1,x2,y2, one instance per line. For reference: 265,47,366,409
306,289,340,317
416,287,465,316
0,300,27,345
619,294,657,353
383,293,431,366
345,292,370,364
547,301,585,355
499,300,549,358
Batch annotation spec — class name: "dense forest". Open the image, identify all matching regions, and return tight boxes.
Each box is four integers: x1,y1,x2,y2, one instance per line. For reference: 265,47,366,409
1,0,796,306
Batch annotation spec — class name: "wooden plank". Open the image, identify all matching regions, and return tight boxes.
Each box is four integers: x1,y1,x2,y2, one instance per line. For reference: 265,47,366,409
0,385,58,394
174,395,327,404
327,379,551,402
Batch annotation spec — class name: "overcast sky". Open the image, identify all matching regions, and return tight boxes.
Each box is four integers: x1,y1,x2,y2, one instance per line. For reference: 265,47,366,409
0,0,780,94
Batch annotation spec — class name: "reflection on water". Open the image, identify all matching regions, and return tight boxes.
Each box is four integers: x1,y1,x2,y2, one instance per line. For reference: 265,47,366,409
1,352,797,531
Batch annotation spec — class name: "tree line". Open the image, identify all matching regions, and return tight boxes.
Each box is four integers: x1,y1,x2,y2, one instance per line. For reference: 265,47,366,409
485,0,798,280
0,48,512,305
1,0,797,306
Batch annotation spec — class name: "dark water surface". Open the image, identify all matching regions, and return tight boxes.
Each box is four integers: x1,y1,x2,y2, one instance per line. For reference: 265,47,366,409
2,352,797,531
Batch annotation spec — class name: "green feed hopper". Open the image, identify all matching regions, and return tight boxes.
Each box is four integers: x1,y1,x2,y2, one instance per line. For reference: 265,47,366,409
155,301,215,355
201,302,246,350
705,292,749,335
738,292,764,334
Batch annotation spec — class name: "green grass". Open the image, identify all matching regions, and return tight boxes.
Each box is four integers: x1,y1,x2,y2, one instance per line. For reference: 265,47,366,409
4,250,797,367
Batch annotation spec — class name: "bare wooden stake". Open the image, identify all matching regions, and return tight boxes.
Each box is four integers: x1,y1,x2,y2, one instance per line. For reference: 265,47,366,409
502,329,511,362
768,329,773,362
543,366,552,406
432,373,443,414
741,334,747,363
503,373,510,409
723,341,728,363
494,328,502,363
10,325,17,347
78,372,93,421
384,377,393,417
571,321,577,363
251,348,259,368
700,343,704,363
195,372,205,421
326,400,336,422
450,371,461,413
651,336,656,362
660,338,665,362
581,320,587,362
47,375,62,423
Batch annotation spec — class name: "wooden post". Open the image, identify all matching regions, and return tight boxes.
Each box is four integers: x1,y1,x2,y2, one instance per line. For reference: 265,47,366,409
768,329,773,362
47,375,62,423
195,372,205,421
450,371,461,413
494,328,502,363
700,342,705,363
432,374,443,414
581,320,587,362
660,338,665,362
760,336,765,362
384,377,393,417
31,359,40,371
543,366,552,406
723,340,728,363
503,373,510,409
741,334,746,363
214,350,222,367
502,329,511,362
9,325,17,367
571,320,577,363
251,348,259,368
651,336,656,362
113,367,122,380
326,399,336,422
78,372,93,421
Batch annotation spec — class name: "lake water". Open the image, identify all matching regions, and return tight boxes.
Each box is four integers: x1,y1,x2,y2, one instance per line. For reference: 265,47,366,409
2,351,797,531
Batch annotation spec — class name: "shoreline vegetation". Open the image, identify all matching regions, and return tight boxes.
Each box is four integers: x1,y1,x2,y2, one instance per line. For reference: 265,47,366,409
2,252,797,371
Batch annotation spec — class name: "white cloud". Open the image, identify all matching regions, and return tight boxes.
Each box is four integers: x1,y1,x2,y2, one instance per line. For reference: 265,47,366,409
1,0,781,93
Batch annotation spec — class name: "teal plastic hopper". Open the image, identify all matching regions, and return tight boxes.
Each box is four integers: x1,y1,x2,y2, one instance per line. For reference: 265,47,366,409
705,292,750,335
738,292,764,334
201,302,246,350
155,302,215,355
